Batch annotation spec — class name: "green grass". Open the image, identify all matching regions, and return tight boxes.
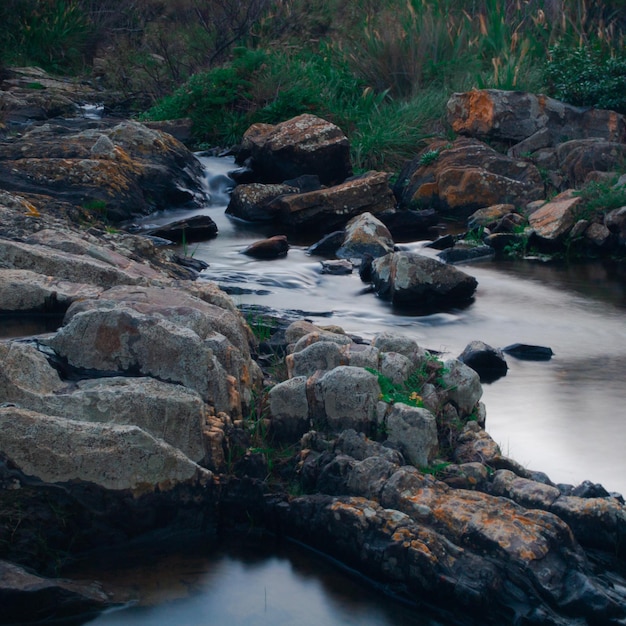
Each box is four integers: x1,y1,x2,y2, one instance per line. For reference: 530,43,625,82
3,0,626,176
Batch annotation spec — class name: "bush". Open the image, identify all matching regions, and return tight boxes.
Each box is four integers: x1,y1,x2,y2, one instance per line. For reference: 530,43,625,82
545,43,626,113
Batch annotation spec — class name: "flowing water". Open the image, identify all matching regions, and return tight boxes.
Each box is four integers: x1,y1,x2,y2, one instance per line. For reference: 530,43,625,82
7,155,626,624
152,156,626,495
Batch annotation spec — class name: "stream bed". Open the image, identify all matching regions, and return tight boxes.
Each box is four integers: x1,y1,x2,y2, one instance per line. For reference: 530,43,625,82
36,155,626,624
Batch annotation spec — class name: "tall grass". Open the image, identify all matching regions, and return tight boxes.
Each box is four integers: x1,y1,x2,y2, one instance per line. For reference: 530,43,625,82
4,0,626,173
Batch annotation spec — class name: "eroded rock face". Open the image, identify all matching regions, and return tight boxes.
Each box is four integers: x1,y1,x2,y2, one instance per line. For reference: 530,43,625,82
394,138,544,219
0,120,207,222
0,407,211,494
44,284,259,416
238,114,352,185
370,251,478,311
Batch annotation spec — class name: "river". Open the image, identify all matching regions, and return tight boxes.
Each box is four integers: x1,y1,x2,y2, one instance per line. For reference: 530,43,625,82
33,155,626,624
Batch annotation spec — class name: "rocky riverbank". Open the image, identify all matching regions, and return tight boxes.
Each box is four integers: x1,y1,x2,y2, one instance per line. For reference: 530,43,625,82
1,68,626,625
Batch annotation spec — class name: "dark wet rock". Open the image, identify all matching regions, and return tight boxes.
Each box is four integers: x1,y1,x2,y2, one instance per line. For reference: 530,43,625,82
425,234,455,250
242,234,289,259
605,205,626,246
142,214,218,243
282,174,323,193
307,230,345,257
320,259,353,275
437,243,495,264
376,207,439,241
236,114,352,186
503,343,554,361
370,251,478,312
0,559,113,624
458,340,508,383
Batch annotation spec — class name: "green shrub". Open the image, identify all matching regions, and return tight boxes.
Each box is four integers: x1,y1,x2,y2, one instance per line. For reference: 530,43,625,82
545,42,626,113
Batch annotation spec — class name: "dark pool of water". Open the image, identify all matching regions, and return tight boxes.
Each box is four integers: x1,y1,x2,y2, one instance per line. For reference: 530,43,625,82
69,535,449,626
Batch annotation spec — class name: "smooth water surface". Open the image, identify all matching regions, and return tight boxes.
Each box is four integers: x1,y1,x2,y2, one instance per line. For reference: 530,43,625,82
76,537,440,626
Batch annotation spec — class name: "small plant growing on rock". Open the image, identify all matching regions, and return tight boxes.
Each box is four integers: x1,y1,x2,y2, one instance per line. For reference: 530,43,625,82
418,148,441,167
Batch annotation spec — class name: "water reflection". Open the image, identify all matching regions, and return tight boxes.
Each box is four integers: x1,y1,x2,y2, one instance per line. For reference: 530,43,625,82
76,537,439,626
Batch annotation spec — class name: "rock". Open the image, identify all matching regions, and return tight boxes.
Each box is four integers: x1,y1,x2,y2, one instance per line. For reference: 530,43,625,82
319,259,353,274
0,229,165,290
370,332,428,362
0,120,207,222
142,215,218,243
225,183,298,221
286,341,347,378
0,268,102,314
605,206,626,245
0,406,212,493
237,114,352,185
376,207,439,241
502,343,554,361
290,329,353,353
437,243,495,264
335,212,394,260
385,403,438,467
242,234,289,259
528,190,581,245
440,359,483,415
0,341,210,462
458,340,508,383
311,366,380,433
467,204,516,230
446,89,626,151
335,429,404,465
266,170,396,235
307,230,346,256
556,139,626,188
394,138,544,220
379,351,413,385
44,284,259,417
0,559,112,624
268,376,310,442
584,222,613,249
370,251,478,312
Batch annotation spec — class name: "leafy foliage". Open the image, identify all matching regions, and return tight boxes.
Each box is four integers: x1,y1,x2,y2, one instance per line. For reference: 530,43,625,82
545,42,626,113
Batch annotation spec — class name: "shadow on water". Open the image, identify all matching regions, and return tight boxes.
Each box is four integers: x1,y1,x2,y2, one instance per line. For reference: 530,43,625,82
65,534,452,626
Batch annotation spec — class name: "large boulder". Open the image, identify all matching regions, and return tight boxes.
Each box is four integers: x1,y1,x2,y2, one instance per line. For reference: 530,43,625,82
447,89,626,155
0,120,207,222
44,284,260,417
394,138,544,219
266,170,396,234
528,190,581,245
237,114,352,185
0,406,211,494
370,251,478,312
0,341,209,463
